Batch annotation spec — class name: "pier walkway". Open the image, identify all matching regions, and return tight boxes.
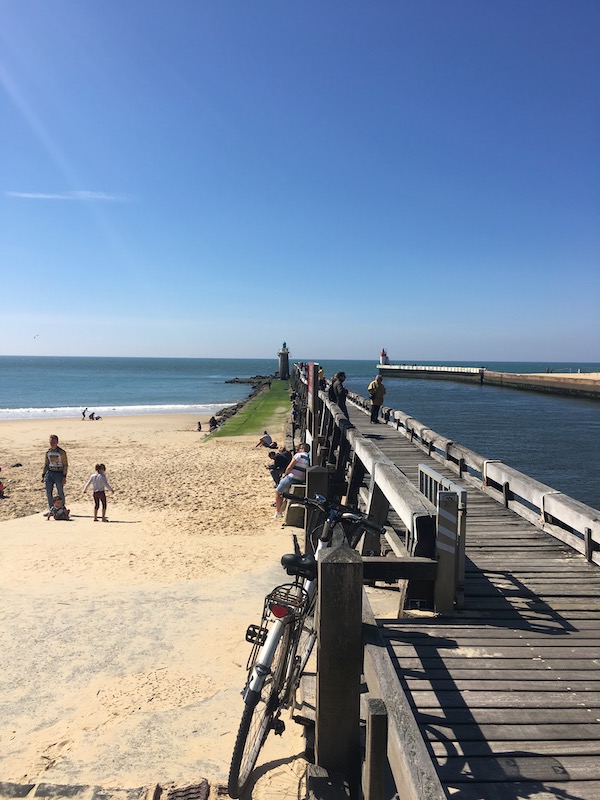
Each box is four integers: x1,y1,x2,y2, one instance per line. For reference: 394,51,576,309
346,401,600,799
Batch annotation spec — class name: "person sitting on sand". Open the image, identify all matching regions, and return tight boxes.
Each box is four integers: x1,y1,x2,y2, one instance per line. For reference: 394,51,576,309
255,431,277,449
46,496,71,521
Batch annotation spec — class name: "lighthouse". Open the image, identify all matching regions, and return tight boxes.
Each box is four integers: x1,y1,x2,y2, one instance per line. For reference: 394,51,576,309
278,342,290,379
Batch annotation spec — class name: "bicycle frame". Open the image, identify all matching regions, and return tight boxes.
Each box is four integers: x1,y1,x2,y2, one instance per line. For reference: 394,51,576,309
228,493,385,798
244,617,288,697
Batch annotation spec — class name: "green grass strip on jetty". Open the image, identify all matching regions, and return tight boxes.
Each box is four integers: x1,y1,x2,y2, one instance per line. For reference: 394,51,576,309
210,380,290,438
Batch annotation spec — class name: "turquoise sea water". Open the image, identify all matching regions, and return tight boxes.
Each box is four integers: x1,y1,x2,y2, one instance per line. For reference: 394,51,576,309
1,356,599,509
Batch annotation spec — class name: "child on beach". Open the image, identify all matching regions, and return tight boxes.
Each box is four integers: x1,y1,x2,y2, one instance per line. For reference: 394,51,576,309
83,463,114,522
46,496,71,521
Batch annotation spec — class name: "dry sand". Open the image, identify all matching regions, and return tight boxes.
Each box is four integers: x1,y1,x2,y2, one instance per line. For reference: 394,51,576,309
0,414,308,797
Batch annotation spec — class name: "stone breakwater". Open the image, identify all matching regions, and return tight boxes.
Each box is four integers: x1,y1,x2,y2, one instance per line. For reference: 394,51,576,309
216,375,276,422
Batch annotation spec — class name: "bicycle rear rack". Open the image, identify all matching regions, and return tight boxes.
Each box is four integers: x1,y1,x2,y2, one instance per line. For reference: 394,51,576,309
245,582,309,669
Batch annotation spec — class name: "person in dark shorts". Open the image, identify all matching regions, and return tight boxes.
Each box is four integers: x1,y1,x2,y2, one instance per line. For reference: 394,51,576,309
83,463,114,522
42,435,68,512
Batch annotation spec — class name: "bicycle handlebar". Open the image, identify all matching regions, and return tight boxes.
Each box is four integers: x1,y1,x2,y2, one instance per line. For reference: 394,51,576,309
280,492,386,536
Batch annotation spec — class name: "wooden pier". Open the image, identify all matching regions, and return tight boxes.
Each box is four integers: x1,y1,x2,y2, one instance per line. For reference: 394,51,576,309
347,400,600,799
292,365,600,799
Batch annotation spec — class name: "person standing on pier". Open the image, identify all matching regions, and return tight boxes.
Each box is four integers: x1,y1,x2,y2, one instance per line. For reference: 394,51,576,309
367,375,386,424
331,372,349,420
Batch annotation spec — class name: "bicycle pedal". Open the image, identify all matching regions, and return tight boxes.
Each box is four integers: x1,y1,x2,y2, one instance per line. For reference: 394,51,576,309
271,718,286,736
245,624,267,645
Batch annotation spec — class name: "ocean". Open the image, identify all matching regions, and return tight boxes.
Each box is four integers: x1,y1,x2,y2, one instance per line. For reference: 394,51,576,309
1,355,599,510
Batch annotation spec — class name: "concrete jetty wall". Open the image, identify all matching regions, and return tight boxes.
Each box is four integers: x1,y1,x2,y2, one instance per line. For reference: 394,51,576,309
376,364,600,399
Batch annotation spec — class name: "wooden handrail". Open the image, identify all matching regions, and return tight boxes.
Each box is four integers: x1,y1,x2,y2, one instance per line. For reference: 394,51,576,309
346,387,600,565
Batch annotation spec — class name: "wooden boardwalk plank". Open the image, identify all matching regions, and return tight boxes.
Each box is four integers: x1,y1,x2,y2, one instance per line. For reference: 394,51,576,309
444,781,600,800
348,403,600,799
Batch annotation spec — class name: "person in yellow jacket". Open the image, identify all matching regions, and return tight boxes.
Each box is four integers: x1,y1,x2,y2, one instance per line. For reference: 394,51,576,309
367,375,386,424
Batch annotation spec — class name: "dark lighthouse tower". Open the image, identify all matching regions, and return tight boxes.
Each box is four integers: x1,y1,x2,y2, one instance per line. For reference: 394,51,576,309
278,342,289,379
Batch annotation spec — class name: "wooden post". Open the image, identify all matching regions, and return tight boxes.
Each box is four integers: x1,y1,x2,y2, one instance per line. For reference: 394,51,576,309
434,490,458,615
315,544,363,780
329,424,341,467
584,527,593,562
305,466,330,552
364,698,388,800
406,514,436,610
306,465,330,501
362,479,388,557
308,362,320,449
346,456,367,507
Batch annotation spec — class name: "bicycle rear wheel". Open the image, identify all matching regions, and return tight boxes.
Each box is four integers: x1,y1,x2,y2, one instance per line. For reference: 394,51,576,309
287,591,317,700
228,621,294,798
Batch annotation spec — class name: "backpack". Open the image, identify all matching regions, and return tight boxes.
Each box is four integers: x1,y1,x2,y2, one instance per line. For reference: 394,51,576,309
328,382,337,402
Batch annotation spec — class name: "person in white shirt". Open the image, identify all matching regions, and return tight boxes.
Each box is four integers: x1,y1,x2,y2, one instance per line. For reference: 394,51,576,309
255,431,276,448
273,443,310,518
83,463,114,522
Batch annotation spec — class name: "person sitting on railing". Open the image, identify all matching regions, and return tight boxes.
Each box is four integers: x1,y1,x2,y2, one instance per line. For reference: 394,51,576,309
272,443,310,518
266,448,293,486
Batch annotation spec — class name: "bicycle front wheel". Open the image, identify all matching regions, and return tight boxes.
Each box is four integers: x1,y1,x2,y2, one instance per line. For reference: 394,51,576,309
228,621,294,798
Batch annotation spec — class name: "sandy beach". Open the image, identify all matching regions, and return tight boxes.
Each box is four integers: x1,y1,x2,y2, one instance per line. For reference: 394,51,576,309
0,414,308,797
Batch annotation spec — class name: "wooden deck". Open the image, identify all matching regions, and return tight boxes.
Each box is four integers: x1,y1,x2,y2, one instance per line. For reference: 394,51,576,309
347,403,600,799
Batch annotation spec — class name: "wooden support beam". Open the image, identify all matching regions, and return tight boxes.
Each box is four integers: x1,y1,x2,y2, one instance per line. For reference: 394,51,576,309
364,698,388,800
361,556,437,582
316,544,363,781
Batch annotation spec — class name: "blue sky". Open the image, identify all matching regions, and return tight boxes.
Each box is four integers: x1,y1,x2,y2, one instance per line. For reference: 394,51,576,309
1,1,599,361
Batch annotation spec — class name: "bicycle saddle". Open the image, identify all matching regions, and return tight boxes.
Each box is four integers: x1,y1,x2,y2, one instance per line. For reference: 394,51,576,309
280,552,317,581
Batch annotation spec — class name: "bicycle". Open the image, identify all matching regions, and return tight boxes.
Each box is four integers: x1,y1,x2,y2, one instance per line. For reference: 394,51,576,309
227,492,386,798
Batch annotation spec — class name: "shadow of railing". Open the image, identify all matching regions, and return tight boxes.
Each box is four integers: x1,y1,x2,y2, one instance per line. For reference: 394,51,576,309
378,560,597,798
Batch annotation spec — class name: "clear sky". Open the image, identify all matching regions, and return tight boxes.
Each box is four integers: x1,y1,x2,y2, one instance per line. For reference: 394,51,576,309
1,1,599,361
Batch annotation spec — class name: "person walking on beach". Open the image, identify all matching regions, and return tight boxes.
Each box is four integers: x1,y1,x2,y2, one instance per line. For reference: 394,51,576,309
331,372,349,420
367,375,386,424
42,435,68,512
82,408,88,420
273,443,310,518
83,463,114,522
